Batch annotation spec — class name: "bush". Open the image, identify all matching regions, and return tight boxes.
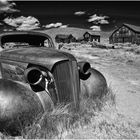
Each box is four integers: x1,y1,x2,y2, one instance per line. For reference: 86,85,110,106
126,46,140,55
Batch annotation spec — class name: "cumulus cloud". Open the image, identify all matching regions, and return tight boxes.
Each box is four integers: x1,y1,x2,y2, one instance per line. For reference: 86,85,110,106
59,25,68,28
74,11,85,16
3,16,40,30
90,25,101,31
88,14,109,24
45,22,62,28
99,19,109,24
0,0,19,14
44,22,68,29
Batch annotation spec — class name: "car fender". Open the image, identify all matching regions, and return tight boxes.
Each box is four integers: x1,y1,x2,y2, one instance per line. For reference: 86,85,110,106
80,68,107,99
0,79,45,136
35,91,54,112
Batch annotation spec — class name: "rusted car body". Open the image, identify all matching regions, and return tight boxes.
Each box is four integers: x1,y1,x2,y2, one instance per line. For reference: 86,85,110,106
0,31,107,136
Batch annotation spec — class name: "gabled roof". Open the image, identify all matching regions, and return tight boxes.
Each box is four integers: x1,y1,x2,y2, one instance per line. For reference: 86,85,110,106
110,23,140,38
123,23,140,33
84,31,100,36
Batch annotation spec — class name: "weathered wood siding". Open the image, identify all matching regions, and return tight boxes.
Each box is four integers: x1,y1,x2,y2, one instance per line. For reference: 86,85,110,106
109,25,140,44
84,32,100,42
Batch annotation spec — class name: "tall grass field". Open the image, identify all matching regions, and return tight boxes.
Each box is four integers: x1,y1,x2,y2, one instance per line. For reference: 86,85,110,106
1,86,140,139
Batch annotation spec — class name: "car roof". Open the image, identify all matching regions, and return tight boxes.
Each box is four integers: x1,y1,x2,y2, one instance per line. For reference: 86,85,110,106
0,31,51,38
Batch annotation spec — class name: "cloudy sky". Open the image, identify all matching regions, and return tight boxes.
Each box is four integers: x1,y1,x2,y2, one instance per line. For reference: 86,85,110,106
1,1,140,31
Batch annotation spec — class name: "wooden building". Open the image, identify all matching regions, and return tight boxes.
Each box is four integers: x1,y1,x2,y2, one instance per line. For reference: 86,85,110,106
109,23,140,44
55,34,76,43
55,30,100,44
83,32,100,42
76,31,100,43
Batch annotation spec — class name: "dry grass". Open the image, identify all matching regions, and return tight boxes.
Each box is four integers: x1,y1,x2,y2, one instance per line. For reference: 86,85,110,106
58,41,115,52
125,46,140,55
21,87,117,139
1,85,139,139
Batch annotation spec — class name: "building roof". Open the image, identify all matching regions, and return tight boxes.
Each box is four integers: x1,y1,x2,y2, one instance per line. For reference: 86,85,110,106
73,31,100,39
110,23,140,38
123,23,140,33
84,31,100,36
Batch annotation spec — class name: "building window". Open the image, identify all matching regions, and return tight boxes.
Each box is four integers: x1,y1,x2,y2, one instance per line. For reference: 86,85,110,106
128,30,131,35
122,27,126,31
116,31,119,36
85,33,90,38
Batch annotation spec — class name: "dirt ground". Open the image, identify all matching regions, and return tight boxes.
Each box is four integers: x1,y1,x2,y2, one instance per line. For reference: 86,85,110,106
63,45,140,123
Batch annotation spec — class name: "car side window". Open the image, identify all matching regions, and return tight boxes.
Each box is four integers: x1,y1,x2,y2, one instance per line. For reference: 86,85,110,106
44,39,51,48
1,63,26,83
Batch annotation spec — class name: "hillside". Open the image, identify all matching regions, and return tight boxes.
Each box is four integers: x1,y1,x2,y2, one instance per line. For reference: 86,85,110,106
0,21,16,32
35,27,100,43
0,26,112,45
34,27,113,45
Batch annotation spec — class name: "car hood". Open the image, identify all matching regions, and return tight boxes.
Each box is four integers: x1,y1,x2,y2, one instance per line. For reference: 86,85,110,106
0,47,76,71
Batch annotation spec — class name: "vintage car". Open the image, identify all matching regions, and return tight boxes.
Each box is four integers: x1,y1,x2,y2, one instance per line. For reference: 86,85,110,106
0,31,107,136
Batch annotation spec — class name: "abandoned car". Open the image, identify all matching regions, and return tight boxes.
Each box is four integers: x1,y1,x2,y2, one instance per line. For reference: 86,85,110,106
0,31,107,136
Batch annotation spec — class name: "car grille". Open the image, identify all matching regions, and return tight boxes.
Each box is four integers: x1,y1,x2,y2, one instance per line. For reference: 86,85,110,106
52,60,80,107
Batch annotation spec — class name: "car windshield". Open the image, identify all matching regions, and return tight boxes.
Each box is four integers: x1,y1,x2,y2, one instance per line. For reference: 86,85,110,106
1,33,52,49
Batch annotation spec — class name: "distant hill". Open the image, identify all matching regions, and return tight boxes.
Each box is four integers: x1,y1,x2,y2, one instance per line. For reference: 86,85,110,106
34,27,113,44
35,27,100,43
0,21,16,32
0,26,112,44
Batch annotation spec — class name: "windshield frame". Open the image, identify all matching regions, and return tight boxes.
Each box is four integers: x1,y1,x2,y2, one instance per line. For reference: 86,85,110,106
0,31,54,49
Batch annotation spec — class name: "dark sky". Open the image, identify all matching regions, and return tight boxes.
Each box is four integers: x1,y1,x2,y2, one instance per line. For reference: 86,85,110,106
15,1,140,31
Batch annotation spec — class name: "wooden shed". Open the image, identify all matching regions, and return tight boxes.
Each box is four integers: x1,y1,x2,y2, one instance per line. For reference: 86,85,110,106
83,32,100,42
55,34,76,43
109,23,140,44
